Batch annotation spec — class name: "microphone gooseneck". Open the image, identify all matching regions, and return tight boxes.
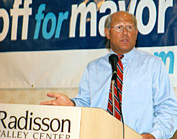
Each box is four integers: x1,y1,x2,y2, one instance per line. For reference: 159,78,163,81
109,54,118,117
109,54,125,139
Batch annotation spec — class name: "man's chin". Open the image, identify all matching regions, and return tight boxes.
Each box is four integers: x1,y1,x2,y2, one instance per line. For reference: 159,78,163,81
119,47,134,54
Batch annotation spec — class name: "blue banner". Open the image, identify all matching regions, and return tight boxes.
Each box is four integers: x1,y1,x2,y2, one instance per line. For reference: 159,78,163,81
0,0,177,52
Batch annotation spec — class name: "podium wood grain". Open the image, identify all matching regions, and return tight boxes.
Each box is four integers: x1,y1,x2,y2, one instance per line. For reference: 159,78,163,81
80,107,142,139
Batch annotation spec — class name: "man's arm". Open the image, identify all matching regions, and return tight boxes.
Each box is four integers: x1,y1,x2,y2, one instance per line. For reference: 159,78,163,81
150,60,177,138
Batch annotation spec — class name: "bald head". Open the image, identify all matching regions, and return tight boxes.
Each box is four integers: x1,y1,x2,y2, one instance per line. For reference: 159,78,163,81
105,11,137,29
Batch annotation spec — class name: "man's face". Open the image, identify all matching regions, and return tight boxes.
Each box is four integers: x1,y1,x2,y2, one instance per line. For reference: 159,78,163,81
105,12,138,55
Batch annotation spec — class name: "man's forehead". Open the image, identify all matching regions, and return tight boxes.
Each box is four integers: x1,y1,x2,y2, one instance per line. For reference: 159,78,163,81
112,12,134,20
111,19,134,25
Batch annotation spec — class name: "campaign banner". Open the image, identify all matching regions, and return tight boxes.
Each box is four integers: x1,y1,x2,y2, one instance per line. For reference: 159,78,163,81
0,104,81,139
0,0,177,91
0,0,177,52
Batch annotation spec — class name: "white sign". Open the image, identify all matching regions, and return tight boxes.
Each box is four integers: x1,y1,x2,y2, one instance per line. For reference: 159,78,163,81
0,104,81,139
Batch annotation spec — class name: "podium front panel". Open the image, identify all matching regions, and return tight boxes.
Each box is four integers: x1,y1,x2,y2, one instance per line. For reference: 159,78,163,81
0,104,81,139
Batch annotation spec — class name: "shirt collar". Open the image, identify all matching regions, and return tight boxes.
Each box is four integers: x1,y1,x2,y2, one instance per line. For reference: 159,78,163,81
110,47,135,64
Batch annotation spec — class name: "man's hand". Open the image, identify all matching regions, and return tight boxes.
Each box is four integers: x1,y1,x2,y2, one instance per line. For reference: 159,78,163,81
40,93,75,106
141,133,155,139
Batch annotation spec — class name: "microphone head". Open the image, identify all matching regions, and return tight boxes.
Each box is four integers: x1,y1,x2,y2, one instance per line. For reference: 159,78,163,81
109,54,118,81
109,54,118,64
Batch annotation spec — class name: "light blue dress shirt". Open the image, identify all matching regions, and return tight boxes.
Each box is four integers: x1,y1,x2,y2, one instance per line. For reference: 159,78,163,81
72,48,177,139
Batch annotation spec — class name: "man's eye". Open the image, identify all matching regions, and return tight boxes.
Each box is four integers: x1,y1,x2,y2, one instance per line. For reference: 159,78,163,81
127,26,132,29
115,26,122,29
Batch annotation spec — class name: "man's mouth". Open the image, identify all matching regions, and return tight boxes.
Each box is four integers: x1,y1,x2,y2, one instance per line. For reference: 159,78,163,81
121,38,129,42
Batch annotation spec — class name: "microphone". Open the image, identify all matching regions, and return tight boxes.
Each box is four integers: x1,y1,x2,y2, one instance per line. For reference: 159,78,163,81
109,54,118,117
109,54,118,81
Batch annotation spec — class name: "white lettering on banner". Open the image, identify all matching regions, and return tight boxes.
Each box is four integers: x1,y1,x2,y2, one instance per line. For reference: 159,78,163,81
70,2,97,37
69,0,174,37
118,0,126,11
135,0,173,34
158,0,173,33
0,9,9,41
128,0,137,15
10,0,32,40
136,0,157,35
0,0,174,41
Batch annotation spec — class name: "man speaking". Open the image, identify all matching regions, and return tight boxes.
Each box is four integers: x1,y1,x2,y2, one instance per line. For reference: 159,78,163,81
41,11,177,139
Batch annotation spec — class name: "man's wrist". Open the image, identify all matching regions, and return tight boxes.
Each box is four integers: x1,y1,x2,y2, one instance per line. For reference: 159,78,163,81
150,129,162,139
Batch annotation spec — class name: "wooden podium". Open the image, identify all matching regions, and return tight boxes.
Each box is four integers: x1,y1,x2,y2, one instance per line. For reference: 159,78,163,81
80,107,142,139
0,104,142,139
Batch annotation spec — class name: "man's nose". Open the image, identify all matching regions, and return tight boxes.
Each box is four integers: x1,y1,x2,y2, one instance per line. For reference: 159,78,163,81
122,27,128,34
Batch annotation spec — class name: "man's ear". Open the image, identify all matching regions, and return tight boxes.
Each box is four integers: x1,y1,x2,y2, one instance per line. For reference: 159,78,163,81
104,28,110,40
